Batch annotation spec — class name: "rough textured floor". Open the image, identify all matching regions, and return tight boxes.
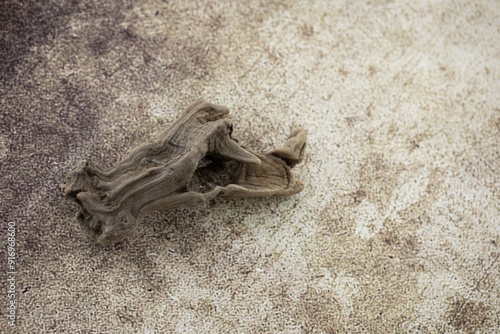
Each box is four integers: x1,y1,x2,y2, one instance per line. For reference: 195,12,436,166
1,0,499,333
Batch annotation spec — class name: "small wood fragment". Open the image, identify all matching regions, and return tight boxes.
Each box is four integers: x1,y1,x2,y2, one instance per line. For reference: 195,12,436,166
62,100,307,245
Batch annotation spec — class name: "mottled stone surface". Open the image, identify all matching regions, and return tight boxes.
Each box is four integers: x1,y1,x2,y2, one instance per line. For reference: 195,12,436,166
1,0,499,333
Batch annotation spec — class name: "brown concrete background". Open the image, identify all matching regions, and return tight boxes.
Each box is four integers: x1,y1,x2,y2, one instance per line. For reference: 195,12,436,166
1,0,499,333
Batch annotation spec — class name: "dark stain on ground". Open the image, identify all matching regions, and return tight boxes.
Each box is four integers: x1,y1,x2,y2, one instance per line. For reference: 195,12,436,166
0,0,80,84
297,287,341,333
448,297,491,333
89,35,112,57
0,79,100,224
358,152,403,212
350,188,367,205
1,0,219,241
382,230,398,246
85,12,127,58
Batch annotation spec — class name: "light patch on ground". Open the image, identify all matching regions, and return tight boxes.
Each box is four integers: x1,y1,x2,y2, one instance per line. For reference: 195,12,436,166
333,272,360,317
354,199,384,239
387,168,429,220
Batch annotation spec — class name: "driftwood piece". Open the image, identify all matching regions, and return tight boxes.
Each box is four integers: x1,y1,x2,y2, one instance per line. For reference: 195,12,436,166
61,100,307,245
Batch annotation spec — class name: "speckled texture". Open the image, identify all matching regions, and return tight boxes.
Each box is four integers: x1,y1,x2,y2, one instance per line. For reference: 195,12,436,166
1,0,499,333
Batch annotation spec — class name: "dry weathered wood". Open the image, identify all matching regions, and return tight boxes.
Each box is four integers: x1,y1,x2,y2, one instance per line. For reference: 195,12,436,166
61,100,307,245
